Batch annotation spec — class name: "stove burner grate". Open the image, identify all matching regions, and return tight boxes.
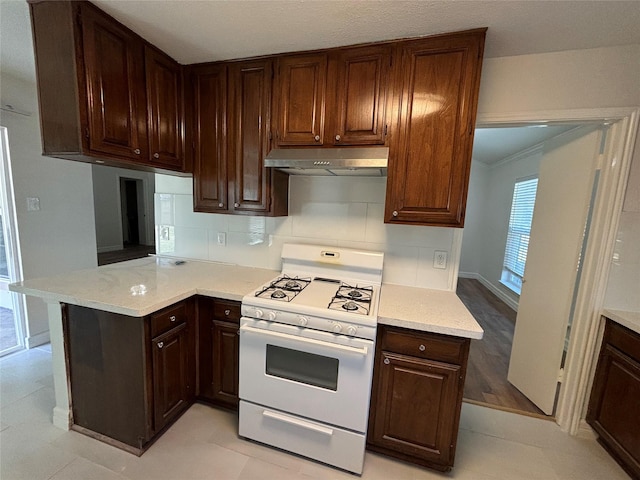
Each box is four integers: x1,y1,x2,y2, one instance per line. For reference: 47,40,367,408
254,275,311,302
327,283,374,315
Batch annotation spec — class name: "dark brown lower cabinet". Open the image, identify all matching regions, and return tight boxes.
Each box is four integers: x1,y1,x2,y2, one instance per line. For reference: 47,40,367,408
367,325,470,472
197,297,241,409
64,299,195,454
587,318,640,479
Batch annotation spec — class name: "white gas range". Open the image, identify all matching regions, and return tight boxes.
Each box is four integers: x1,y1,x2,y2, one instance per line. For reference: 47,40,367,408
238,243,384,474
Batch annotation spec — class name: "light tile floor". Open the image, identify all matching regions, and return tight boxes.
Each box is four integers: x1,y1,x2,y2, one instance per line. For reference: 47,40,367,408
0,345,630,480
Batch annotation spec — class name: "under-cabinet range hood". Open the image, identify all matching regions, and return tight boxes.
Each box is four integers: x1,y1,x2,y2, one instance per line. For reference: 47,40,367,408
264,147,388,176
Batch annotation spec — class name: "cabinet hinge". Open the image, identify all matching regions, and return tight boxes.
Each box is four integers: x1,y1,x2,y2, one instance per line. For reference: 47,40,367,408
384,124,388,136
85,127,89,139
557,368,564,383
268,130,272,141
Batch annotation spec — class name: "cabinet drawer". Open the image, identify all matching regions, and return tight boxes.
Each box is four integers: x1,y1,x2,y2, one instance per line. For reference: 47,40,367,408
212,300,241,323
380,326,466,364
151,302,187,338
606,319,640,362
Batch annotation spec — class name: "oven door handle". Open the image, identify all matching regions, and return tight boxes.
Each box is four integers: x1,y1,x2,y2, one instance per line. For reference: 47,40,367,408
262,409,334,436
240,324,369,356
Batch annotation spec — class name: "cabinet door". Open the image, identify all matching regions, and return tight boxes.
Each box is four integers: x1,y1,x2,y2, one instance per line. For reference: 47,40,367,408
81,4,147,160
331,45,391,146
192,65,228,212
229,60,273,213
385,31,485,227
274,54,327,146
152,323,189,431
587,342,640,478
210,320,240,408
145,46,184,170
369,351,461,469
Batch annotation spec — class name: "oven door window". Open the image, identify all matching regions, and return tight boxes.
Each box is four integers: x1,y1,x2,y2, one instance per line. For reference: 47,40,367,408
265,344,339,391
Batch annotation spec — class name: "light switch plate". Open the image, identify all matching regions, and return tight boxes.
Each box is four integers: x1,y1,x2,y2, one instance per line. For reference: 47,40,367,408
26,197,40,211
217,232,226,246
434,250,447,269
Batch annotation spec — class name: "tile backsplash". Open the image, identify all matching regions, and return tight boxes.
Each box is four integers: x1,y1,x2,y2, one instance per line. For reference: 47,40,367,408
155,175,458,290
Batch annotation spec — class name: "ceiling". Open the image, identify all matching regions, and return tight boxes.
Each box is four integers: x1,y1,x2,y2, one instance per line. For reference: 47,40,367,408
0,0,637,164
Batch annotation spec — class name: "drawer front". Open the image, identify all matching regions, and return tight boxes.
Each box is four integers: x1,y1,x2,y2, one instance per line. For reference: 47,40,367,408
213,299,241,323
606,319,640,362
151,302,187,338
380,326,466,364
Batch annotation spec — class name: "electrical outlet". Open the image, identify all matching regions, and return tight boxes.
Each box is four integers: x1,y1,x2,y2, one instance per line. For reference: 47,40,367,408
26,197,40,211
433,250,447,269
217,232,226,246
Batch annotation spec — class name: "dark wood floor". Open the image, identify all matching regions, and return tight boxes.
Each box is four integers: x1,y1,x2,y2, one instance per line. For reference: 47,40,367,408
97,245,156,266
457,277,547,417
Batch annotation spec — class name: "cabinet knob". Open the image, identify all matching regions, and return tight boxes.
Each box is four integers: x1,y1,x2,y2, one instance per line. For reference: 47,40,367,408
134,148,141,155
218,203,224,208
224,309,231,316
314,135,320,142
234,202,240,208
169,315,176,322
157,341,164,349
153,153,160,159
419,344,426,352
392,210,398,217
335,134,341,142
383,358,390,365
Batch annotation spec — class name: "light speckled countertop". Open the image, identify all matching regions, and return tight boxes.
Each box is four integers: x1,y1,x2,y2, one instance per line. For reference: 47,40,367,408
11,256,483,339
602,309,640,335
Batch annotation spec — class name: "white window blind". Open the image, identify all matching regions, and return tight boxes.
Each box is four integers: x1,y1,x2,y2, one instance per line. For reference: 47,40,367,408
502,176,538,293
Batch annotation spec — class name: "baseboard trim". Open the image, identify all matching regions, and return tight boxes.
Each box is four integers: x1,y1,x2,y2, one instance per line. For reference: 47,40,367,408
53,406,71,431
26,330,50,349
459,272,519,312
458,271,479,279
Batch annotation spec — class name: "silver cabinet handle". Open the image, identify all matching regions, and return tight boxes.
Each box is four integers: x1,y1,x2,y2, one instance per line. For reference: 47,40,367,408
157,341,164,349
153,153,160,159
335,134,341,141
392,210,398,217
218,203,224,208
314,135,320,142
384,358,390,365
234,202,240,208
134,148,141,155
419,344,426,352
170,315,176,322
224,309,231,316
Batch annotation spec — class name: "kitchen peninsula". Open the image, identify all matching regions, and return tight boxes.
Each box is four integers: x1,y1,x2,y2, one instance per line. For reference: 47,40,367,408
10,256,482,472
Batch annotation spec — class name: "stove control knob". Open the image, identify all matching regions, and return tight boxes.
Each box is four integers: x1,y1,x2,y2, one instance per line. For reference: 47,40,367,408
298,316,308,326
332,323,343,333
267,311,277,321
347,325,357,336
255,309,264,318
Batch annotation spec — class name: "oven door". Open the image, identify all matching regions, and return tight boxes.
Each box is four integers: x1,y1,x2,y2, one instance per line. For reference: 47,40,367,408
239,317,375,433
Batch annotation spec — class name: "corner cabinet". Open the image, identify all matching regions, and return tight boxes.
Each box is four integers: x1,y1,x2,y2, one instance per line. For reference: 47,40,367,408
29,1,187,174
190,60,288,216
384,29,486,227
367,326,470,472
586,318,640,479
63,300,195,454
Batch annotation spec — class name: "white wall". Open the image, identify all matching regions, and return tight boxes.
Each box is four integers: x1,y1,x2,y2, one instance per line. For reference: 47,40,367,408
0,72,97,347
604,141,640,312
460,147,543,309
92,165,155,252
155,175,457,290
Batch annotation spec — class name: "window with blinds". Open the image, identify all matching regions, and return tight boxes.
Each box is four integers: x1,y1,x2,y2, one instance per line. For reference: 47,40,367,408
501,176,538,295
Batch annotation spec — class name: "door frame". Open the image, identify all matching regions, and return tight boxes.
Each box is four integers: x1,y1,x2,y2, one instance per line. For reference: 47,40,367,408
450,107,639,433
0,127,27,355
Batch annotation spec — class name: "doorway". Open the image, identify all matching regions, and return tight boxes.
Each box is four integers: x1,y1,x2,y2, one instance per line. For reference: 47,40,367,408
459,123,605,417
0,127,26,357
120,177,145,247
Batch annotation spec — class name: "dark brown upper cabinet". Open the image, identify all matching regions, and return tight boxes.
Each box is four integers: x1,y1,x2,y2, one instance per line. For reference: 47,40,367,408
273,46,391,147
384,30,486,227
273,53,328,146
29,1,187,174
192,64,228,213
190,60,288,216
329,45,392,146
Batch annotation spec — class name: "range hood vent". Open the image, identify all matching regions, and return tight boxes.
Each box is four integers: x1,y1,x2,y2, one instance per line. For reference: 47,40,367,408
264,147,388,176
